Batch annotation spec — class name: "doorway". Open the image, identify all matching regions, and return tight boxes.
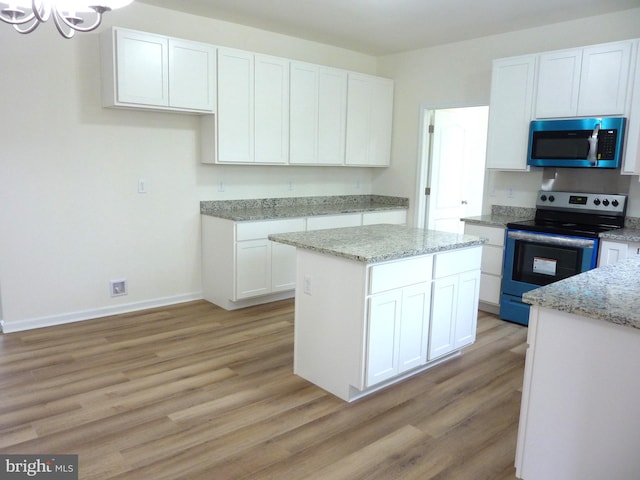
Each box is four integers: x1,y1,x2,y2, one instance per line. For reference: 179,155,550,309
415,106,489,233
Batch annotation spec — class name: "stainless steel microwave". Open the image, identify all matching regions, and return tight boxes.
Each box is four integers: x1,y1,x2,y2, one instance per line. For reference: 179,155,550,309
527,117,626,168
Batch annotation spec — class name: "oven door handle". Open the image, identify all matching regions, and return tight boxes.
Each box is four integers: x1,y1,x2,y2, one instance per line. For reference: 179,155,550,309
507,230,596,248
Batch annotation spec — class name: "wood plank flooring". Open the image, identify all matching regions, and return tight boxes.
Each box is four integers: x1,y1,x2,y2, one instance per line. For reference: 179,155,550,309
0,299,527,479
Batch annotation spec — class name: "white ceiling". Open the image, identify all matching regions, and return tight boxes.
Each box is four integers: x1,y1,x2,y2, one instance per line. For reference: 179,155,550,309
136,0,640,55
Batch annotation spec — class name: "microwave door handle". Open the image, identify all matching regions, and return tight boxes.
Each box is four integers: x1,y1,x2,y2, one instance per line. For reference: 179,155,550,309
587,123,600,166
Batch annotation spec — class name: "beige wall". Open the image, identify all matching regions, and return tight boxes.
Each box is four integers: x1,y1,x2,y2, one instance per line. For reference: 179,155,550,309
0,3,378,329
374,8,640,224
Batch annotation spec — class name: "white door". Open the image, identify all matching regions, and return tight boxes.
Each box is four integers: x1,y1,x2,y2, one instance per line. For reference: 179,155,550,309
424,107,488,233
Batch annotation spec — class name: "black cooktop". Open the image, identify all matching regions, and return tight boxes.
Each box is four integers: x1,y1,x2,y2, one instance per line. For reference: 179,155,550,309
506,218,619,238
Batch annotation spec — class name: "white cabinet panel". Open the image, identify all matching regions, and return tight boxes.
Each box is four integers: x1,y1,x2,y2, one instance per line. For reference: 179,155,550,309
169,39,216,112
111,29,169,107
290,62,347,165
429,275,457,360
346,73,393,166
535,49,582,118
236,239,270,299
464,224,506,308
255,55,290,164
453,270,480,349
577,41,632,116
399,282,431,372
485,55,536,170
366,290,402,386
306,213,362,231
362,210,407,225
271,242,297,292
217,48,254,163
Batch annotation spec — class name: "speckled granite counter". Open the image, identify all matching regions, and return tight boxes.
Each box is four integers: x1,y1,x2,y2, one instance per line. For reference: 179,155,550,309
599,226,640,242
462,205,535,227
523,257,640,330
269,224,485,263
201,195,408,221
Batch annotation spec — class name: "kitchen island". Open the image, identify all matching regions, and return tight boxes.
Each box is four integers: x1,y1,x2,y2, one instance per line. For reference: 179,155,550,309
515,258,640,480
269,224,485,402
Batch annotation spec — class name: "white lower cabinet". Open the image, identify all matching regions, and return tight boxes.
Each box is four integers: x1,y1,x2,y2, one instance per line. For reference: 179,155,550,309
598,239,640,266
428,248,482,360
366,282,431,387
463,223,505,311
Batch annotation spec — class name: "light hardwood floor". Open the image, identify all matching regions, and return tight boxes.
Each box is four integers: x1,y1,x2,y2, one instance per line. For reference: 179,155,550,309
0,299,527,479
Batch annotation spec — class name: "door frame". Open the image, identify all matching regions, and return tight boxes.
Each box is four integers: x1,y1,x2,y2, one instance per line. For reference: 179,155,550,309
414,103,489,229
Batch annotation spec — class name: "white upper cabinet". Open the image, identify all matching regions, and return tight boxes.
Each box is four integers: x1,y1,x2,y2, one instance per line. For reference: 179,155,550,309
485,55,536,170
622,39,640,175
535,40,632,118
345,73,394,167
290,62,348,165
101,28,216,113
217,48,289,164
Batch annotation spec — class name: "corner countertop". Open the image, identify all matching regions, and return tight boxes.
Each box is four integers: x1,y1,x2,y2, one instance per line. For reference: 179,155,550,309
268,224,486,263
200,195,408,221
462,206,535,228
523,257,640,330
599,227,640,243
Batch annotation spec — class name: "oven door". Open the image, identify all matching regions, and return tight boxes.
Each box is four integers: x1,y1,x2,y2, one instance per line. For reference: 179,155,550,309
500,229,598,325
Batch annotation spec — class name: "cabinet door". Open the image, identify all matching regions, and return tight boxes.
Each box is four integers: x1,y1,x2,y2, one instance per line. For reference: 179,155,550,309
290,62,319,164
271,242,297,292
399,282,430,372
169,39,216,112
622,40,640,175
235,239,270,299
345,73,393,166
255,55,289,164
597,240,628,267
453,270,480,349
366,290,402,387
115,29,169,107
217,48,254,163
317,67,348,164
485,55,536,170
535,49,582,118
577,41,632,117
429,275,457,360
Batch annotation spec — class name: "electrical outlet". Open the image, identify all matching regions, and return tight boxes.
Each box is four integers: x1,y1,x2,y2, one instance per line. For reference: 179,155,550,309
303,275,312,295
110,279,128,297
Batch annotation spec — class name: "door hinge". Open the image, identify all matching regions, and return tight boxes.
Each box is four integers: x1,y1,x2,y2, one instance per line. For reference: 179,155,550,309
425,187,431,195
428,124,434,134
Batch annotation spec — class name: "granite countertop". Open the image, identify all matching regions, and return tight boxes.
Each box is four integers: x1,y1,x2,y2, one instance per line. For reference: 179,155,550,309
200,195,408,221
523,257,640,330
599,227,640,243
268,224,486,263
462,205,535,228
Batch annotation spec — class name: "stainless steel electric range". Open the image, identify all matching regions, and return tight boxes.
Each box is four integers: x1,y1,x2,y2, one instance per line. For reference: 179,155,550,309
500,190,627,325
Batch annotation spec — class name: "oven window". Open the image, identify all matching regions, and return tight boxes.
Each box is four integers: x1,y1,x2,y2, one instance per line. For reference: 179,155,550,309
513,241,583,286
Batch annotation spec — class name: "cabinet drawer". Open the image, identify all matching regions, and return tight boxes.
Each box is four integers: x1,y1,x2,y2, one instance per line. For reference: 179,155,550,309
464,224,505,246
479,273,501,305
434,247,482,278
369,255,433,294
306,213,362,231
362,210,407,225
236,218,306,241
482,244,505,276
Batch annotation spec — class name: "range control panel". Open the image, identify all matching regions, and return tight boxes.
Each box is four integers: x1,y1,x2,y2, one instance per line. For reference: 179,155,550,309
536,190,627,215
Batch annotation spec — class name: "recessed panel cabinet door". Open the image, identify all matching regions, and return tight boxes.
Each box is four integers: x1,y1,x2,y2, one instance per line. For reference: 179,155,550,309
453,270,480,350
254,55,289,164
429,276,457,360
271,242,297,292
217,48,254,163
169,39,216,111
366,291,402,387
115,29,169,107
399,282,430,372
235,240,270,299
535,49,582,118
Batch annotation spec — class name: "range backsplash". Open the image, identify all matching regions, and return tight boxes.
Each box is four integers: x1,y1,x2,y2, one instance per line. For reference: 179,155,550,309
541,167,631,194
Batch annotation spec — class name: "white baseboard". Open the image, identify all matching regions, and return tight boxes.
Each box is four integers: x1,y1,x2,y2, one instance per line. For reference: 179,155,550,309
0,292,203,333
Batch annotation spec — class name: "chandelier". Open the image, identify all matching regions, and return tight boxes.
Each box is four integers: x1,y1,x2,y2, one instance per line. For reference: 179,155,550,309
0,0,134,38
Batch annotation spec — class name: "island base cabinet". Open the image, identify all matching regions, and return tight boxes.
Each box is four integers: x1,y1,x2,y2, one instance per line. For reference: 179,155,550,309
515,306,640,479
293,246,481,402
